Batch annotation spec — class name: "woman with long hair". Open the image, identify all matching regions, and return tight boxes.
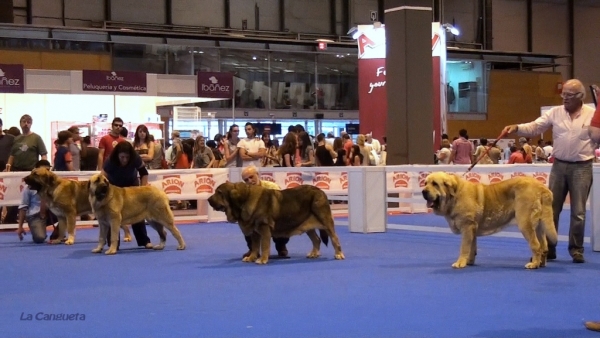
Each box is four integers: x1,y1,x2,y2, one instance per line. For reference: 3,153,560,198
133,124,155,167
224,125,240,168
261,131,279,167
355,134,372,166
349,144,364,166
277,132,297,167
333,137,347,166
297,131,315,167
102,141,153,249
191,135,215,168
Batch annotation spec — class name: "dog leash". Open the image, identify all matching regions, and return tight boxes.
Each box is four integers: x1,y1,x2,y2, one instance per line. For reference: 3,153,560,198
463,130,509,177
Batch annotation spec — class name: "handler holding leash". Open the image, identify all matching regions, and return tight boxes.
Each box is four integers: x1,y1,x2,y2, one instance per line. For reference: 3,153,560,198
502,79,595,264
241,166,289,258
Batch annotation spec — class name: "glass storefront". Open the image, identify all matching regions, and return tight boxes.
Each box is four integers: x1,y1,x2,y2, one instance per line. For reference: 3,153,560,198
446,60,490,114
165,118,354,142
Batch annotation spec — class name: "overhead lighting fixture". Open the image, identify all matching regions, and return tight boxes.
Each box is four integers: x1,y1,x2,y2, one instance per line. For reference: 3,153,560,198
347,27,360,40
442,23,460,36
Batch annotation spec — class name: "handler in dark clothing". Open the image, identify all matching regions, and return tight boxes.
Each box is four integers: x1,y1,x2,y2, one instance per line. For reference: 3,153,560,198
101,141,152,249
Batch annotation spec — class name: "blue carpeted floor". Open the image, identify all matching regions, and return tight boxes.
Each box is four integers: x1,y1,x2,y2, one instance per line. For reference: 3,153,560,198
1,210,600,338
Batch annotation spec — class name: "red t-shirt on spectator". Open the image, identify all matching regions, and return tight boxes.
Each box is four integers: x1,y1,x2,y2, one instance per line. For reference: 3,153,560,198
99,134,126,161
508,151,526,164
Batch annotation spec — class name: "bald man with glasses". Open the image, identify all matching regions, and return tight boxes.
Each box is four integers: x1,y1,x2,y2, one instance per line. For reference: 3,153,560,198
502,79,595,264
240,166,289,258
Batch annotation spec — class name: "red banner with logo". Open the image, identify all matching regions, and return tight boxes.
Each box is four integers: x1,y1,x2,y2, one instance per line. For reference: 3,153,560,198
358,58,387,140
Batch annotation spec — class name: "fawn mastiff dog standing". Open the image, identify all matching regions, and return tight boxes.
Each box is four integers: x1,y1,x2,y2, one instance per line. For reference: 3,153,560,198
23,168,131,244
87,173,186,255
422,172,557,269
208,182,345,264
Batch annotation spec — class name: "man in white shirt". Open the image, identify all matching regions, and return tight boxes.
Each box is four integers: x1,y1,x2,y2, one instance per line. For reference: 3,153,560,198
365,132,381,154
502,79,595,264
237,122,266,167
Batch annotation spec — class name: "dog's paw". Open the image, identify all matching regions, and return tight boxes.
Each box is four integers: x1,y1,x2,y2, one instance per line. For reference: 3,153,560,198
123,236,132,242
64,236,75,245
48,239,62,245
525,261,540,269
105,248,117,255
452,259,468,269
153,244,165,250
255,257,269,265
91,247,103,253
177,244,186,250
306,250,321,259
242,256,253,262
335,252,345,260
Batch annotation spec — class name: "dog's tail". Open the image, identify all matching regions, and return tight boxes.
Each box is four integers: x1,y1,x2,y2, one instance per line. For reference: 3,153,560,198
540,190,558,246
319,229,329,247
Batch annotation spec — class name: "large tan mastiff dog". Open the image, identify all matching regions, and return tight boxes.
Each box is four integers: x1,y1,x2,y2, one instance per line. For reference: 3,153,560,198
422,172,557,269
87,173,186,255
208,182,344,264
23,168,131,244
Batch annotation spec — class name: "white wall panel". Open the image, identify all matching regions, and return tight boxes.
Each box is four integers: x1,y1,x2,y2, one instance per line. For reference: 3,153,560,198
532,1,568,55
574,5,600,87
491,0,527,52
111,0,165,24
351,0,377,26
230,0,257,30
255,0,280,31
64,0,104,26
443,0,478,47
284,0,329,34
171,0,224,27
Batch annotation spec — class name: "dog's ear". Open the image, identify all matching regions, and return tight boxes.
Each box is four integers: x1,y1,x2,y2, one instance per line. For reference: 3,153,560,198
46,172,56,187
443,174,458,196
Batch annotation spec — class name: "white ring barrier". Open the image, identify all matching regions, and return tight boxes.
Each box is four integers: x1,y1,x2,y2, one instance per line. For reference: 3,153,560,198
1,165,599,251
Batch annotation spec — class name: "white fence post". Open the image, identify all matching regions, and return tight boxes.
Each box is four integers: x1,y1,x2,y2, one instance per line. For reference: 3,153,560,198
592,165,600,251
348,166,387,233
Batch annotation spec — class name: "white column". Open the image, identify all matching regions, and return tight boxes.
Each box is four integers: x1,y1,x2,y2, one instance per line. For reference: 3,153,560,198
348,166,387,233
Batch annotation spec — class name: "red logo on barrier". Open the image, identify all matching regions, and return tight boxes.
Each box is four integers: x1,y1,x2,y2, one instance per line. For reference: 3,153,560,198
63,176,79,181
194,174,215,194
284,172,303,189
532,172,548,185
392,172,410,188
511,172,526,178
418,172,430,188
0,178,7,200
162,175,184,194
260,173,276,183
465,172,482,184
312,172,331,190
488,172,504,184
339,172,348,190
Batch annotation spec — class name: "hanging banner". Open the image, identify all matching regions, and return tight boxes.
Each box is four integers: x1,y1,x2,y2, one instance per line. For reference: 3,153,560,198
0,64,25,93
82,70,148,93
355,23,448,150
197,72,234,98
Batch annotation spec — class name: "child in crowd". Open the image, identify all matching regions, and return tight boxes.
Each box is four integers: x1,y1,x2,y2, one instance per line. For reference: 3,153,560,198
53,130,74,171
16,160,58,243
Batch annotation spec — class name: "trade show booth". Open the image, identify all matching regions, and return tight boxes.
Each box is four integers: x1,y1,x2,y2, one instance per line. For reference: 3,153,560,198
0,66,232,156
